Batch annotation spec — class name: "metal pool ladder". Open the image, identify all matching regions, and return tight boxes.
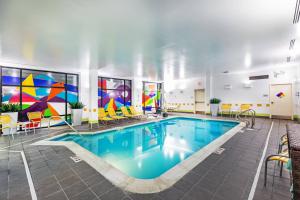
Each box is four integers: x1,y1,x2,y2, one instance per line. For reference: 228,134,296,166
236,109,256,129
48,116,80,134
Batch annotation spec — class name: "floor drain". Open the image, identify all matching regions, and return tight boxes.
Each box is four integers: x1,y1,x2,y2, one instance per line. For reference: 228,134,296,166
214,148,225,155
70,156,82,163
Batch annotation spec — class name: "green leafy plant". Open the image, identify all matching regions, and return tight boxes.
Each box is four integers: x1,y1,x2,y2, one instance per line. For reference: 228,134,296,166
69,102,85,109
0,103,21,113
210,98,221,104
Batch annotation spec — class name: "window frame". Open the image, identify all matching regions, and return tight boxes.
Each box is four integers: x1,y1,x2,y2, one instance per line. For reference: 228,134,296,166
142,81,163,114
0,66,79,126
98,76,132,111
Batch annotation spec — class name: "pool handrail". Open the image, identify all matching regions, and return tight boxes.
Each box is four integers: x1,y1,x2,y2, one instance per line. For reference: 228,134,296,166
236,109,256,129
48,116,79,134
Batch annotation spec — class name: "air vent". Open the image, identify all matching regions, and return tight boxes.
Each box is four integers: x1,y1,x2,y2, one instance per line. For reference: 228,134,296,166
287,56,291,62
294,0,300,24
290,39,296,50
249,75,269,80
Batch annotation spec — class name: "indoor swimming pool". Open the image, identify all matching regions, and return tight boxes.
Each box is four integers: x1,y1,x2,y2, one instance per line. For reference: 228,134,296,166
52,117,239,179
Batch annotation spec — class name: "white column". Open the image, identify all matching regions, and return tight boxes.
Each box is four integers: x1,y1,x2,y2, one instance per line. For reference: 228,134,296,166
132,78,143,112
205,72,213,114
79,69,89,121
88,69,99,122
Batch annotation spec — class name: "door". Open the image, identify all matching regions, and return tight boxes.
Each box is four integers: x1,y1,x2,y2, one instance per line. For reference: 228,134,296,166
195,89,205,114
270,84,292,119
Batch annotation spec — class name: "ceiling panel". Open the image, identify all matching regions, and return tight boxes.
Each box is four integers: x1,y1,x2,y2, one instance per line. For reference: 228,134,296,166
0,0,297,80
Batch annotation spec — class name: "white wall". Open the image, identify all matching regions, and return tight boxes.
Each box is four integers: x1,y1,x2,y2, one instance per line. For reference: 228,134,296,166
212,66,300,117
164,77,206,112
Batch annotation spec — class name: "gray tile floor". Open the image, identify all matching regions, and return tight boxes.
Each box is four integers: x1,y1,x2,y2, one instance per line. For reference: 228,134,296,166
0,115,292,200
254,119,292,200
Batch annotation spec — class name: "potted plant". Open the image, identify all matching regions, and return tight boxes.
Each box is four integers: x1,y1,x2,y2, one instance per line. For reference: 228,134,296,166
210,98,221,117
0,103,20,135
69,102,84,126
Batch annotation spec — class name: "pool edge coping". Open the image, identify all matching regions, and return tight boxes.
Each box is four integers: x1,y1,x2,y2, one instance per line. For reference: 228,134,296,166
32,116,245,193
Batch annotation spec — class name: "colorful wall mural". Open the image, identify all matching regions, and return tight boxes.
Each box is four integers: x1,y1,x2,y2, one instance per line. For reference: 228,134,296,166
142,82,162,112
1,67,78,126
98,77,132,110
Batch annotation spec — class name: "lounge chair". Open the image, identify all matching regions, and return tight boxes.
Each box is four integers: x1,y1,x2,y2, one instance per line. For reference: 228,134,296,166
107,107,127,120
278,134,288,154
98,108,114,124
129,106,144,118
121,106,141,119
264,147,289,186
220,104,232,117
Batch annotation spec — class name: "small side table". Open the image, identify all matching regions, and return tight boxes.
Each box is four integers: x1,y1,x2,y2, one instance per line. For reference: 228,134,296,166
18,121,37,134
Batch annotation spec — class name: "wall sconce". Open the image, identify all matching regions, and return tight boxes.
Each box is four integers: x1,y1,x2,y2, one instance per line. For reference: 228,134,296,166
224,84,232,90
243,83,253,88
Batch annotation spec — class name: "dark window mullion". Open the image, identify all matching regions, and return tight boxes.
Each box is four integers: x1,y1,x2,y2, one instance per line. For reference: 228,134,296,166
65,74,67,122
20,68,22,111
0,66,2,109
123,79,125,107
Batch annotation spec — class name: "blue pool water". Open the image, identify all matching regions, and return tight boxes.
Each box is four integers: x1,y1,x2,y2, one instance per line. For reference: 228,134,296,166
53,117,238,179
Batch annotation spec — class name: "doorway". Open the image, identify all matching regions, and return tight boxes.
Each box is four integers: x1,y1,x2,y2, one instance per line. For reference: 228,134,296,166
195,89,205,114
269,84,293,119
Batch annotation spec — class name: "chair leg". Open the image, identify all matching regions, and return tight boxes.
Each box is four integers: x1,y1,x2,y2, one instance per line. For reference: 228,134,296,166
10,128,14,140
280,162,284,177
264,158,269,186
278,144,282,154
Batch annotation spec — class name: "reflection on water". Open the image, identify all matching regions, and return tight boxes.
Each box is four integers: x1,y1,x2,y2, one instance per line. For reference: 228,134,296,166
56,118,237,179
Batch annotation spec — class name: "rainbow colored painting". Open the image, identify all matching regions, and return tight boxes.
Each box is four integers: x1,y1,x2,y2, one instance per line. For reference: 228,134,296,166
142,82,161,111
2,68,78,126
98,78,131,110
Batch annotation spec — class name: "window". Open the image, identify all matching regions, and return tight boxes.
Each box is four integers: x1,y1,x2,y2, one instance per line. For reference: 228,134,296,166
142,82,162,113
98,77,132,110
0,67,79,126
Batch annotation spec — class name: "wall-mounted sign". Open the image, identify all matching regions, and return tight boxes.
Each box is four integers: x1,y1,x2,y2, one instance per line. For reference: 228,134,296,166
276,92,285,98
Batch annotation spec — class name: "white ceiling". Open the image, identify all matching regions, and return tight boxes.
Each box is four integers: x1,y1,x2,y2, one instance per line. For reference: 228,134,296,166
0,0,298,80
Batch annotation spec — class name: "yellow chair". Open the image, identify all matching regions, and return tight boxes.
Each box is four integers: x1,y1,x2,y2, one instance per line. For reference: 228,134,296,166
264,148,289,186
239,104,252,116
27,111,48,128
240,104,251,111
129,106,144,117
121,106,141,119
220,104,232,117
98,108,114,124
0,115,17,139
107,107,127,120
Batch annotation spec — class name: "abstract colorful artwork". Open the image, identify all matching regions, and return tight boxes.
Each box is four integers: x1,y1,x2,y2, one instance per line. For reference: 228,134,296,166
142,82,162,111
276,92,285,98
98,77,131,110
1,68,78,126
